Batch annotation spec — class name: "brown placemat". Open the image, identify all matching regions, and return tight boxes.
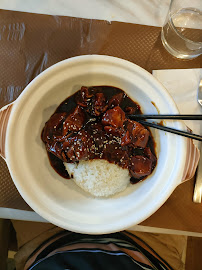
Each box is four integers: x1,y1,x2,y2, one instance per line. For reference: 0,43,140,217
0,9,201,231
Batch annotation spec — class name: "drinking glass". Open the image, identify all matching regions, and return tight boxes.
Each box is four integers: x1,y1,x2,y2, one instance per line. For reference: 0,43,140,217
161,0,202,59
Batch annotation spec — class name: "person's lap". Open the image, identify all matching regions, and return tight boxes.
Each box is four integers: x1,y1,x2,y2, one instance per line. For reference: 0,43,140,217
12,220,186,270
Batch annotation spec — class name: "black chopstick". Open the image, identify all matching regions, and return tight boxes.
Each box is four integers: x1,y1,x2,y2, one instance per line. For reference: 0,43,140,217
129,114,202,120
137,120,202,141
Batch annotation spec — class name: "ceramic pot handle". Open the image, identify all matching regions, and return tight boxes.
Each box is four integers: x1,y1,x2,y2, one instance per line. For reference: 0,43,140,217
0,103,13,159
181,138,200,183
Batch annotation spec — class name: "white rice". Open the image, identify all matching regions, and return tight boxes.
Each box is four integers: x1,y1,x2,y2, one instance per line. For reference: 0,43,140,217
64,160,130,197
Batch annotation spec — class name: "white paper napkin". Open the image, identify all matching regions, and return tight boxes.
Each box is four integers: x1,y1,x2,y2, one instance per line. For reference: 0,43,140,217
153,68,202,147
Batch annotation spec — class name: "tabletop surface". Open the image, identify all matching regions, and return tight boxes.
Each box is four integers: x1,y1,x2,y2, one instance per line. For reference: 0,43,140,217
0,0,202,235
0,0,169,26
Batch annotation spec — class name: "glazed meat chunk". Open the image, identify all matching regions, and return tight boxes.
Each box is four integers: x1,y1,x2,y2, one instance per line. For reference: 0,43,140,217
42,112,67,143
108,92,124,108
92,92,108,116
62,105,85,135
102,106,125,128
76,86,93,107
130,155,152,179
125,120,149,148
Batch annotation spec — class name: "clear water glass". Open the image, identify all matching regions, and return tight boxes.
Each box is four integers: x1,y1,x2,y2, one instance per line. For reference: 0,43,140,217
161,0,202,59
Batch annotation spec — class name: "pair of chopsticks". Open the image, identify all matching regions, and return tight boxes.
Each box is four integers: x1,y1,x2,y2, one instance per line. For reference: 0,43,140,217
128,114,202,141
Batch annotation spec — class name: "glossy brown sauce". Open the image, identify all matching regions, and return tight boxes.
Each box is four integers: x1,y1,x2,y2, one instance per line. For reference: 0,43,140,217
42,86,157,184
151,101,160,114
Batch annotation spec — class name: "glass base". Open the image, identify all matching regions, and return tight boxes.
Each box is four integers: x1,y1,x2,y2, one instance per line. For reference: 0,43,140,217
161,30,200,60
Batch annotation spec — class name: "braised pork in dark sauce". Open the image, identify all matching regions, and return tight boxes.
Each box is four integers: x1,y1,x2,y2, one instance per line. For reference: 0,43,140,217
42,86,157,183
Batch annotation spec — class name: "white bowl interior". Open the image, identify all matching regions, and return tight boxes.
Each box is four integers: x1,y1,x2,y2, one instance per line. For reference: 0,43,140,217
6,56,187,233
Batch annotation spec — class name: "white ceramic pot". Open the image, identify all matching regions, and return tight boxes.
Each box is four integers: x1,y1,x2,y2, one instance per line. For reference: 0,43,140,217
0,55,199,234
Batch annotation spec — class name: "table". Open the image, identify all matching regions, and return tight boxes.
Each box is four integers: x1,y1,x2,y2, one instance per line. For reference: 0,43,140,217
0,0,202,237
